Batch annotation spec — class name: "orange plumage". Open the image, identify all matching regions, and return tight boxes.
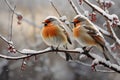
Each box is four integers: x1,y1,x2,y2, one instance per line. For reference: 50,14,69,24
42,23,58,39
73,26,80,37
41,17,69,47
41,16,73,61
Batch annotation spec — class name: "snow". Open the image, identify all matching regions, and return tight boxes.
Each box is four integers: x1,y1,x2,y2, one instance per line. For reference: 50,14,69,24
92,59,99,65
21,49,39,54
79,54,87,60
74,48,84,53
90,53,120,71
64,21,70,25
84,0,120,25
84,10,89,17
44,16,59,21
59,16,67,21
20,47,51,55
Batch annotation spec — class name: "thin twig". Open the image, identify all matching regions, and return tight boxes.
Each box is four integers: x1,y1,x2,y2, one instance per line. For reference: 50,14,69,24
83,0,120,26
0,34,120,73
68,0,81,15
49,0,62,17
4,0,39,28
70,60,115,73
9,5,16,41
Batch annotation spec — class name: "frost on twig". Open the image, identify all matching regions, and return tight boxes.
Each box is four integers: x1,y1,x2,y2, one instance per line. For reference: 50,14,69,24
83,0,120,26
0,34,120,73
1,0,120,74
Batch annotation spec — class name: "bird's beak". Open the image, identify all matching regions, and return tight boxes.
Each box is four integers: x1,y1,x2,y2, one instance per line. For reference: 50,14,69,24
70,21,75,24
42,22,45,24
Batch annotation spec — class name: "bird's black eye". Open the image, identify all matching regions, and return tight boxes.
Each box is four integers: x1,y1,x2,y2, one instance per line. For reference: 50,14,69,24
44,23,48,26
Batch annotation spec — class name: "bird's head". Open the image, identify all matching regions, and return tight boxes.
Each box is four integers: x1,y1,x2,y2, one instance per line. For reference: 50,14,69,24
72,15,86,27
42,16,58,26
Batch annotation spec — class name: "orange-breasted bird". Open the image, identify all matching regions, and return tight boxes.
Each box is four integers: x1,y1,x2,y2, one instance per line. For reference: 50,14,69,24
41,16,72,61
72,15,110,60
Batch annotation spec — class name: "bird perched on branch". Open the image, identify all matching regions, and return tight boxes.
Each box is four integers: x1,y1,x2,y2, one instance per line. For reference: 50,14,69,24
72,15,110,60
41,16,72,61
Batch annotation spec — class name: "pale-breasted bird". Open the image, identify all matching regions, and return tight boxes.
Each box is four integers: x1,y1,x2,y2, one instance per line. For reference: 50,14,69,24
72,15,109,60
41,16,72,61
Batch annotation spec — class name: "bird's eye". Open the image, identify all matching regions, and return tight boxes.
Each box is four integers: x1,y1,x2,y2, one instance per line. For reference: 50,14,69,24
44,23,48,26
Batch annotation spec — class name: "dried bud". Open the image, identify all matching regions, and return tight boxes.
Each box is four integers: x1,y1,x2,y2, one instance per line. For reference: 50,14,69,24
17,14,23,25
91,59,99,71
21,59,27,70
89,12,97,22
79,0,83,5
112,17,119,27
17,14,23,21
8,44,16,53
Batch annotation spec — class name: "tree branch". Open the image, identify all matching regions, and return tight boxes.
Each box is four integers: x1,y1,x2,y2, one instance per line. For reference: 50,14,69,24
68,0,81,15
49,0,62,17
4,0,39,28
83,0,120,27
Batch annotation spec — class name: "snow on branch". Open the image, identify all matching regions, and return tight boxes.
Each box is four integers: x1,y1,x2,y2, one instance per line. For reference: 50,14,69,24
83,0,120,26
0,33,120,73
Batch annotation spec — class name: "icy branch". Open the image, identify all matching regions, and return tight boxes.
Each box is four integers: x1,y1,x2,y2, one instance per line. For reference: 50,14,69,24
83,0,120,26
0,34,120,73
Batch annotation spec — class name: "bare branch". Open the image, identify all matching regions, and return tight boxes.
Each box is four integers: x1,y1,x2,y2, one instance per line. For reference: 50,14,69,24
0,44,120,73
106,21,120,46
0,54,31,60
4,0,39,28
49,0,62,17
9,5,16,41
0,33,120,73
70,60,115,73
68,0,81,15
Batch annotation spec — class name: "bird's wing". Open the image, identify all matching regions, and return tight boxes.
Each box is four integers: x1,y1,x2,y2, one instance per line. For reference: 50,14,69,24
84,25,105,47
59,24,72,45
63,30,72,44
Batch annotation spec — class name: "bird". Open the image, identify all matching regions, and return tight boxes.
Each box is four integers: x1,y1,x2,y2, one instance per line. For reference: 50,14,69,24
41,16,72,61
72,15,110,60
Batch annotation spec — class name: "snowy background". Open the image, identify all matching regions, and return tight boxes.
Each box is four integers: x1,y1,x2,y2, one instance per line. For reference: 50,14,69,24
0,0,120,80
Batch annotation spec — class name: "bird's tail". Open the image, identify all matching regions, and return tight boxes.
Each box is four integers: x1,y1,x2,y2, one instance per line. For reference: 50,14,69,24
97,44,119,65
64,45,73,61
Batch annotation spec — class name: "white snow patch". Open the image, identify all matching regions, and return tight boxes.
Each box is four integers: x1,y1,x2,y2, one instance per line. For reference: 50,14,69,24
60,16,67,21
20,47,51,54
74,48,84,53
92,59,99,65
79,54,87,60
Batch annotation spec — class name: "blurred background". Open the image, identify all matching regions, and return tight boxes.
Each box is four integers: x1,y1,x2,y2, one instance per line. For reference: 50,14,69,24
0,0,120,80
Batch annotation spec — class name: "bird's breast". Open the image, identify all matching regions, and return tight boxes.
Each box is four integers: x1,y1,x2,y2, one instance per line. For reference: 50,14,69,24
73,27,80,37
73,26,96,46
42,25,58,38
